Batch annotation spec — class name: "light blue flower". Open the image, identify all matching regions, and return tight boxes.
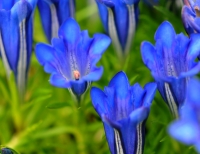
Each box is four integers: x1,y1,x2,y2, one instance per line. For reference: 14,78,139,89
95,0,140,58
36,18,111,101
37,0,75,42
141,21,200,117
168,78,200,153
91,71,156,154
0,0,37,96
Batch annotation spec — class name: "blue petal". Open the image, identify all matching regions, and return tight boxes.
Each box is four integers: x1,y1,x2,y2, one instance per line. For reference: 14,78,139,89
35,43,55,66
186,78,200,108
114,2,129,50
82,66,103,81
140,41,156,71
143,82,157,107
108,71,129,99
70,79,88,98
123,0,140,5
90,87,106,116
56,0,74,23
168,120,199,145
187,34,200,68
98,0,115,7
37,0,52,42
96,1,109,32
89,33,111,55
75,30,92,76
50,73,71,88
154,21,176,48
130,107,149,125
89,33,111,66
0,0,32,74
173,33,190,75
58,18,81,49
102,122,115,154
130,83,145,109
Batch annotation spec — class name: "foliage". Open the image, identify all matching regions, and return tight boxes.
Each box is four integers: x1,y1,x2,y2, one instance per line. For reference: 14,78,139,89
0,0,197,153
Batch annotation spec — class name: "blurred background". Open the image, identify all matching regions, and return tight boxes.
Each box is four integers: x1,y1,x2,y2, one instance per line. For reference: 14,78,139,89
0,0,196,153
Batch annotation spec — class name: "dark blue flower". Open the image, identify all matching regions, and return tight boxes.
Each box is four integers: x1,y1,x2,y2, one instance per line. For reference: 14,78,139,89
36,18,111,101
168,78,200,153
38,0,75,42
90,71,157,154
141,21,200,117
182,0,200,35
0,0,37,95
95,0,140,57
0,147,18,154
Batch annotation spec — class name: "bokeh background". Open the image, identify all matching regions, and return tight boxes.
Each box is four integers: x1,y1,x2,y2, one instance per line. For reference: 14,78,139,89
0,0,196,153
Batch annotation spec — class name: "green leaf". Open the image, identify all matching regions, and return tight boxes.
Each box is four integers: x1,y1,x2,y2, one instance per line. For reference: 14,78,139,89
46,102,69,109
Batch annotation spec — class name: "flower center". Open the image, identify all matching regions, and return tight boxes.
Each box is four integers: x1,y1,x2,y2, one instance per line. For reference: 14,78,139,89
73,70,80,80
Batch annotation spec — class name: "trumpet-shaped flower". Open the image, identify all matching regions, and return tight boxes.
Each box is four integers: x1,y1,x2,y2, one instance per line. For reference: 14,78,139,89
141,21,200,117
90,71,157,154
182,0,200,35
95,0,140,58
168,78,200,153
36,18,111,101
38,0,75,42
0,0,37,96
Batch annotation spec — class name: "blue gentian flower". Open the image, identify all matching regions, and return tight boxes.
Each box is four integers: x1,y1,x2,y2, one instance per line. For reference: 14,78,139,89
95,0,140,58
36,18,111,101
1,147,18,154
90,71,157,154
168,78,200,153
182,0,200,35
38,0,75,42
141,21,200,117
0,0,37,95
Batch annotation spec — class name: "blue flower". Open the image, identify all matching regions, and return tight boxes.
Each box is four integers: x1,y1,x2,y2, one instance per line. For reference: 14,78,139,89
38,0,75,42
0,0,37,95
182,0,200,35
95,0,140,58
141,21,200,117
36,18,111,101
168,78,200,153
1,147,18,154
90,71,157,154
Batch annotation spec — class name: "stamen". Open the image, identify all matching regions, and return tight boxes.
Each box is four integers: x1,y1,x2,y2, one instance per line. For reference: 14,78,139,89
73,70,80,80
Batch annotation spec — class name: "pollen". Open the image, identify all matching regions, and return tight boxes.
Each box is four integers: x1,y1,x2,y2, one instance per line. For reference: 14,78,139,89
73,70,80,80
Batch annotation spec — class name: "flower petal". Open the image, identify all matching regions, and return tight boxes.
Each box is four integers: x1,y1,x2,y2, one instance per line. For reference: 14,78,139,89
50,73,71,88
90,87,106,115
37,0,52,42
143,82,157,107
35,43,55,66
108,71,129,99
70,79,88,98
82,66,103,81
154,21,176,48
58,18,81,49
168,120,199,145
140,41,156,71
